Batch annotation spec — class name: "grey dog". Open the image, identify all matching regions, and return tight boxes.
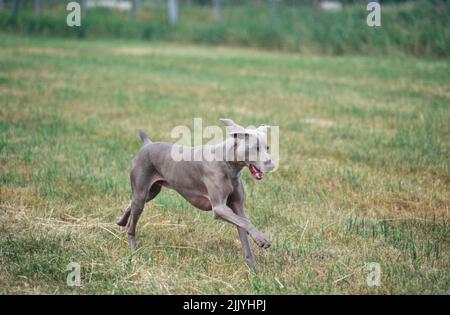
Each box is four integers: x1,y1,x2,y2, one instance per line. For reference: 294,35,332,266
117,118,276,268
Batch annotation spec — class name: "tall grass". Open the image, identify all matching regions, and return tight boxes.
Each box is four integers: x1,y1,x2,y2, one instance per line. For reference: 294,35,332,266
0,1,448,58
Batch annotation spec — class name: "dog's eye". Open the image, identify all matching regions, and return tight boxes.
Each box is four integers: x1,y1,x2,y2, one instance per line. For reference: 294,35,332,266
266,145,270,151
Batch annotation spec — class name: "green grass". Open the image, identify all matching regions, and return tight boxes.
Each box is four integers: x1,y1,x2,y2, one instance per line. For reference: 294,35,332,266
0,35,449,294
0,1,449,58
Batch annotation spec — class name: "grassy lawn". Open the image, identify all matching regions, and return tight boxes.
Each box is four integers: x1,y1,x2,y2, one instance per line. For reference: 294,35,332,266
0,35,449,294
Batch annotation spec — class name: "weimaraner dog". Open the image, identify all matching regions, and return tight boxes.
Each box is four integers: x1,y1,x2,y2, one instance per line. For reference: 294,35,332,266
117,119,276,268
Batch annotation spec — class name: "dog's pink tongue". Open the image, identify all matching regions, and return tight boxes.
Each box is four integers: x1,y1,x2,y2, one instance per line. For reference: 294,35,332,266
249,164,263,180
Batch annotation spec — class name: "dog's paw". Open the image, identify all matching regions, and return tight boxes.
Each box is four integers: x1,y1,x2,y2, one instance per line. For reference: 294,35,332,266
116,218,127,227
251,231,271,249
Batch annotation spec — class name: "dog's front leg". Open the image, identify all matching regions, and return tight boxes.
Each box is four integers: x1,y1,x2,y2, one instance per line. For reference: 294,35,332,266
228,183,257,268
213,204,271,249
237,226,256,268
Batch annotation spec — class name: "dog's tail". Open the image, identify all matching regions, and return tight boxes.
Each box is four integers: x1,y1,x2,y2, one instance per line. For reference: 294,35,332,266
138,129,151,145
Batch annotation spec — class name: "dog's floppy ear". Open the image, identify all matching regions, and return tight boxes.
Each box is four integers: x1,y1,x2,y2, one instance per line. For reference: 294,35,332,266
220,118,247,135
257,124,271,134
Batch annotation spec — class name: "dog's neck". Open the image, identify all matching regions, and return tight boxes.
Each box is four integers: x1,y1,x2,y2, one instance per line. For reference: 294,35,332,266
217,137,245,178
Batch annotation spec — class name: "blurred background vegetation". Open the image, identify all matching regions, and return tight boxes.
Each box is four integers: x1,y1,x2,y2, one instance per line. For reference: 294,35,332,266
0,0,449,58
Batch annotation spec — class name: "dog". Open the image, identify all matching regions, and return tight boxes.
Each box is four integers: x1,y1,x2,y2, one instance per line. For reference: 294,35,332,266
117,118,276,268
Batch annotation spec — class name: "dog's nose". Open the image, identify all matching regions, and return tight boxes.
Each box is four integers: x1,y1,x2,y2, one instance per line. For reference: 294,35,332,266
264,159,272,165
263,159,275,172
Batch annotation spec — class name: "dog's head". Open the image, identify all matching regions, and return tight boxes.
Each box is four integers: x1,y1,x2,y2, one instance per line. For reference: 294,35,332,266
220,118,275,180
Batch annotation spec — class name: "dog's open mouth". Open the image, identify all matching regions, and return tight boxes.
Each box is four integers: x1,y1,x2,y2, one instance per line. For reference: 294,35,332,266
249,164,263,180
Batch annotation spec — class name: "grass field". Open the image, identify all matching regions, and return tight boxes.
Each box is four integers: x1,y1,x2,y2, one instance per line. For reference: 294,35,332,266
0,35,449,294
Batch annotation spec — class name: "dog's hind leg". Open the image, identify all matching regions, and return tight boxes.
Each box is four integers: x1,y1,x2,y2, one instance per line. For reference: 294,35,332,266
127,197,145,251
146,183,162,203
127,183,162,250
116,183,161,227
117,201,132,227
